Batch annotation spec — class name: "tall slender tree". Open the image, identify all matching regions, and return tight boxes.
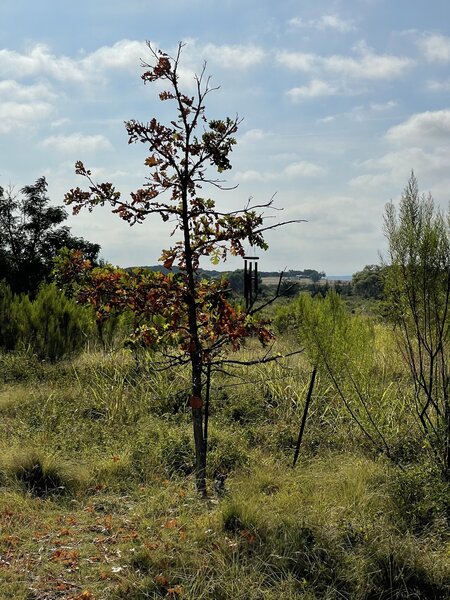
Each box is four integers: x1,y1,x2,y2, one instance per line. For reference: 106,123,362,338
63,43,300,494
384,173,450,480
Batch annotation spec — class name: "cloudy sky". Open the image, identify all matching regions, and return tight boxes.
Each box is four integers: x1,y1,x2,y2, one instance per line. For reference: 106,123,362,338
1,0,449,275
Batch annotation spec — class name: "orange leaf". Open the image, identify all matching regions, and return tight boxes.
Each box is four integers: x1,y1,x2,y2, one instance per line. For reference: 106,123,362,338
144,541,160,550
145,155,159,167
155,574,169,586
167,585,183,596
163,519,177,529
75,592,96,600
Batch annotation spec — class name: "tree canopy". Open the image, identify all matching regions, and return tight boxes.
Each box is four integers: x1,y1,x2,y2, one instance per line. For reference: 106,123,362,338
0,177,100,295
352,265,384,299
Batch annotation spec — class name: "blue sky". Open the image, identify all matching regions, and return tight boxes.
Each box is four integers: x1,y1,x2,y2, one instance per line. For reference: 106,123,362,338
1,0,450,274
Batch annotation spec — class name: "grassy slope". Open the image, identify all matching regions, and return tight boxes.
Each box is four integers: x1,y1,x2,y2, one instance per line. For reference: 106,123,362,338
0,335,449,599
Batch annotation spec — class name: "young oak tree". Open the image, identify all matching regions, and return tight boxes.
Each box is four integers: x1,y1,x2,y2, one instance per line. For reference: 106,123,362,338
59,43,300,495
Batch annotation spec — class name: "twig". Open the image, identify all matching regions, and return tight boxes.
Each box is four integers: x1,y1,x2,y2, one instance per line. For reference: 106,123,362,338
293,366,317,467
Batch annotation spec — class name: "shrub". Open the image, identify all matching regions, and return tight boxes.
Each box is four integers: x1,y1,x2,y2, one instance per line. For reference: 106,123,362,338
0,283,93,361
27,283,93,361
1,447,87,497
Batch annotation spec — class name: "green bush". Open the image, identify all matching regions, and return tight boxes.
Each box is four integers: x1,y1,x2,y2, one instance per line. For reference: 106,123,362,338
0,282,93,361
274,292,403,461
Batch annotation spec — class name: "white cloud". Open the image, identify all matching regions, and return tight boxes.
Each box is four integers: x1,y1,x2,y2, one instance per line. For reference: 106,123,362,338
40,133,112,153
316,15,356,33
289,14,355,33
239,128,266,143
349,172,394,190
318,115,336,123
50,118,71,128
235,169,268,183
277,50,318,72
427,79,450,92
235,160,324,182
323,42,413,79
0,44,85,82
349,146,450,195
419,33,450,62
278,43,413,81
0,101,53,134
81,39,148,72
369,100,397,111
0,79,56,102
287,79,338,100
386,110,450,144
0,39,264,93
361,146,450,174
288,17,304,28
201,43,265,69
0,40,155,85
284,161,325,177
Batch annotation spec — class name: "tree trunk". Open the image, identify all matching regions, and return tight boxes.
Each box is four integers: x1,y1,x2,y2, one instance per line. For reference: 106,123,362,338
444,398,450,481
191,356,207,496
192,405,206,495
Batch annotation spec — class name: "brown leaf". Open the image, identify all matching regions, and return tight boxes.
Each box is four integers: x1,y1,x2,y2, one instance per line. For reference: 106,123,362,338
189,396,203,409
163,519,177,529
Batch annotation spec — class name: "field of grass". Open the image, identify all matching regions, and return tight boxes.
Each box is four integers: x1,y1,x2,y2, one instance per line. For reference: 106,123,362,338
0,327,449,599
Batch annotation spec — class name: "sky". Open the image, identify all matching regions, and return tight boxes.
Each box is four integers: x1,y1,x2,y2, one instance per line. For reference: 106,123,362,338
1,0,450,275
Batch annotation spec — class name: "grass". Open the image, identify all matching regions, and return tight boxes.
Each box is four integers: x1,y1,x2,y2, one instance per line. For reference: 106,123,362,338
0,328,449,599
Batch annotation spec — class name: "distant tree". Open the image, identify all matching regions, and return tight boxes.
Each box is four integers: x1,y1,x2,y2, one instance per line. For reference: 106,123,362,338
227,269,245,293
226,268,263,295
384,173,450,480
352,265,384,299
303,269,325,283
0,177,100,295
280,279,300,297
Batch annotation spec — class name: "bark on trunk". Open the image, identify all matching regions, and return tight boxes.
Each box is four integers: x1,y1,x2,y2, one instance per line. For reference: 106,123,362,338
192,405,206,496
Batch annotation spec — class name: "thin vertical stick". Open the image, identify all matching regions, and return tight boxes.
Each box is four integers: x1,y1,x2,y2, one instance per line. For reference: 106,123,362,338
249,262,253,306
244,259,249,309
293,366,317,467
203,362,212,457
